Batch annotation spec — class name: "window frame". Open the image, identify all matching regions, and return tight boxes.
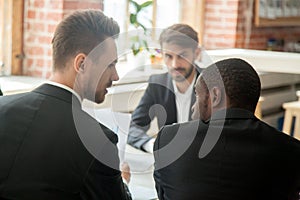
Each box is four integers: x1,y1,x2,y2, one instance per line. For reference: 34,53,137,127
0,0,24,75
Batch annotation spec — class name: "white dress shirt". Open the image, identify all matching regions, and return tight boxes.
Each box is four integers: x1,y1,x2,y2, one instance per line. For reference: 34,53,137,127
172,74,196,123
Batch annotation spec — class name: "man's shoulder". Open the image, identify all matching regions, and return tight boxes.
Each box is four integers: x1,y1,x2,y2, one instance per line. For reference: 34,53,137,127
159,120,207,141
147,73,173,94
154,120,207,159
166,119,206,130
148,72,170,84
0,91,41,107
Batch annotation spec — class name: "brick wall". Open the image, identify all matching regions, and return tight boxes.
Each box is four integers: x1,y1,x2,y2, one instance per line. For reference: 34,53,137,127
23,0,103,78
203,0,240,49
23,0,63,78
63,0,103,17
203,0,300,50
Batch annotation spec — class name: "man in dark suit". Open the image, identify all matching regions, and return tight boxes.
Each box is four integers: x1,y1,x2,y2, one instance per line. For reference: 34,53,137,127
154,58,300,200
0,10,131,200
128,24,201,152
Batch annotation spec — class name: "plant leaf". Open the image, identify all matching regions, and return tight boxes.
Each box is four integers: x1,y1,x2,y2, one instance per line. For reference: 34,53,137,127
129,0,138,8
129,0,141,13
132,47,140,56
130,35,139,42
137,23,147,32
136,4,142,12
140,1,153,8
142,40,149,51
129,14,137,24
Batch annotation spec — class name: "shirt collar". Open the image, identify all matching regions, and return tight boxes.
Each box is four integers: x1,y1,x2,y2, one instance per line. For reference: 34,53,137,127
44,81,82,103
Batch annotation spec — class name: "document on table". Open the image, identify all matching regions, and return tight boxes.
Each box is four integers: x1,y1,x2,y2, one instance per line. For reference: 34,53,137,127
129,185,158,200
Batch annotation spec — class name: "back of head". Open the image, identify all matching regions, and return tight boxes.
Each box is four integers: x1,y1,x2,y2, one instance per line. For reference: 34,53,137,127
159,23,199,50
202,58,261,112
52,9,120,71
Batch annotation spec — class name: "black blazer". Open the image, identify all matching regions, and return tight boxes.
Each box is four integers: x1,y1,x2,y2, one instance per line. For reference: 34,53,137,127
0,84,131,200
154,108,300,200
128,70,201,150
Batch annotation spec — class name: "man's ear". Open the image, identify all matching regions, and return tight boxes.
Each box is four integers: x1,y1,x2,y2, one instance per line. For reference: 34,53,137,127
211,87,222,107
194,46,201,62
74,53,86,73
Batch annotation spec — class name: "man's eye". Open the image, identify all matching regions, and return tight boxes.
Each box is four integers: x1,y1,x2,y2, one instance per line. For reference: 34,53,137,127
108,64,115,68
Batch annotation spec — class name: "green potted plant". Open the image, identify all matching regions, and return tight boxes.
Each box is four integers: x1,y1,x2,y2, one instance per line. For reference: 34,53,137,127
128,0,153,56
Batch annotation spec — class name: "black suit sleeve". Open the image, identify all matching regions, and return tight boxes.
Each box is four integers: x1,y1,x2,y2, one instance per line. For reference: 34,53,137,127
0,88,3,96
127,80,155,150
153,127,165,200
80,124,132,200
81,158,132,200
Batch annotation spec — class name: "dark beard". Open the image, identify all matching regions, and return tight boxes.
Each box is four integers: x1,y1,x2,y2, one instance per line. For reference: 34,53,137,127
173,64,194,82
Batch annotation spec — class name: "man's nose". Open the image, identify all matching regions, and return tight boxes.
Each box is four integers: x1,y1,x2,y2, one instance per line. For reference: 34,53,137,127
171,57,180,68
111,66,119,81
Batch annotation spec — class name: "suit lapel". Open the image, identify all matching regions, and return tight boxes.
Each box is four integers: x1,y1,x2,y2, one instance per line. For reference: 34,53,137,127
189,91,196,121
166,74,177,123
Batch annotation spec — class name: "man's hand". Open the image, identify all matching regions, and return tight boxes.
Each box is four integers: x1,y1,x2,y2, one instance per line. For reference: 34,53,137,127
121,162,131,184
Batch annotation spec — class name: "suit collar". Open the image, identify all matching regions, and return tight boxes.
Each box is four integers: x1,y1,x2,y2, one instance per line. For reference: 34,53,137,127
210,108,256,121
45,81,82,103
33,84,81,105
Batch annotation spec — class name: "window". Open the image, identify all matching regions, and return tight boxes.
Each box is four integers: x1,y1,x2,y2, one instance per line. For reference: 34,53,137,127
155,0,180,28
0,0,23,76
0,0,12,75
103,0,180,41
103,0,127,34
104,0,180,29
103,0,180,72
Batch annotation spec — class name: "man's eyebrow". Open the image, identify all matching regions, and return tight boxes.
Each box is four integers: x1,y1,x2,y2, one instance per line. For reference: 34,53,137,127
178,50,188,54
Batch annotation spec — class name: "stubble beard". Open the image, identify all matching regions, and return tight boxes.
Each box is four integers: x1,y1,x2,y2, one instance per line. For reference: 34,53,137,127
172,64,195,83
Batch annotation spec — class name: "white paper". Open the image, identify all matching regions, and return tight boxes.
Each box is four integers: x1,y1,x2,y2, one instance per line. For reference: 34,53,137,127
128,185,158,200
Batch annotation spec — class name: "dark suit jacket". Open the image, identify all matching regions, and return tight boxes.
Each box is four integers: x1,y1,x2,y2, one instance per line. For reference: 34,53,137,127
0,84,131,200
0,88,2,96
128,70,201,150
154,108,300,200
